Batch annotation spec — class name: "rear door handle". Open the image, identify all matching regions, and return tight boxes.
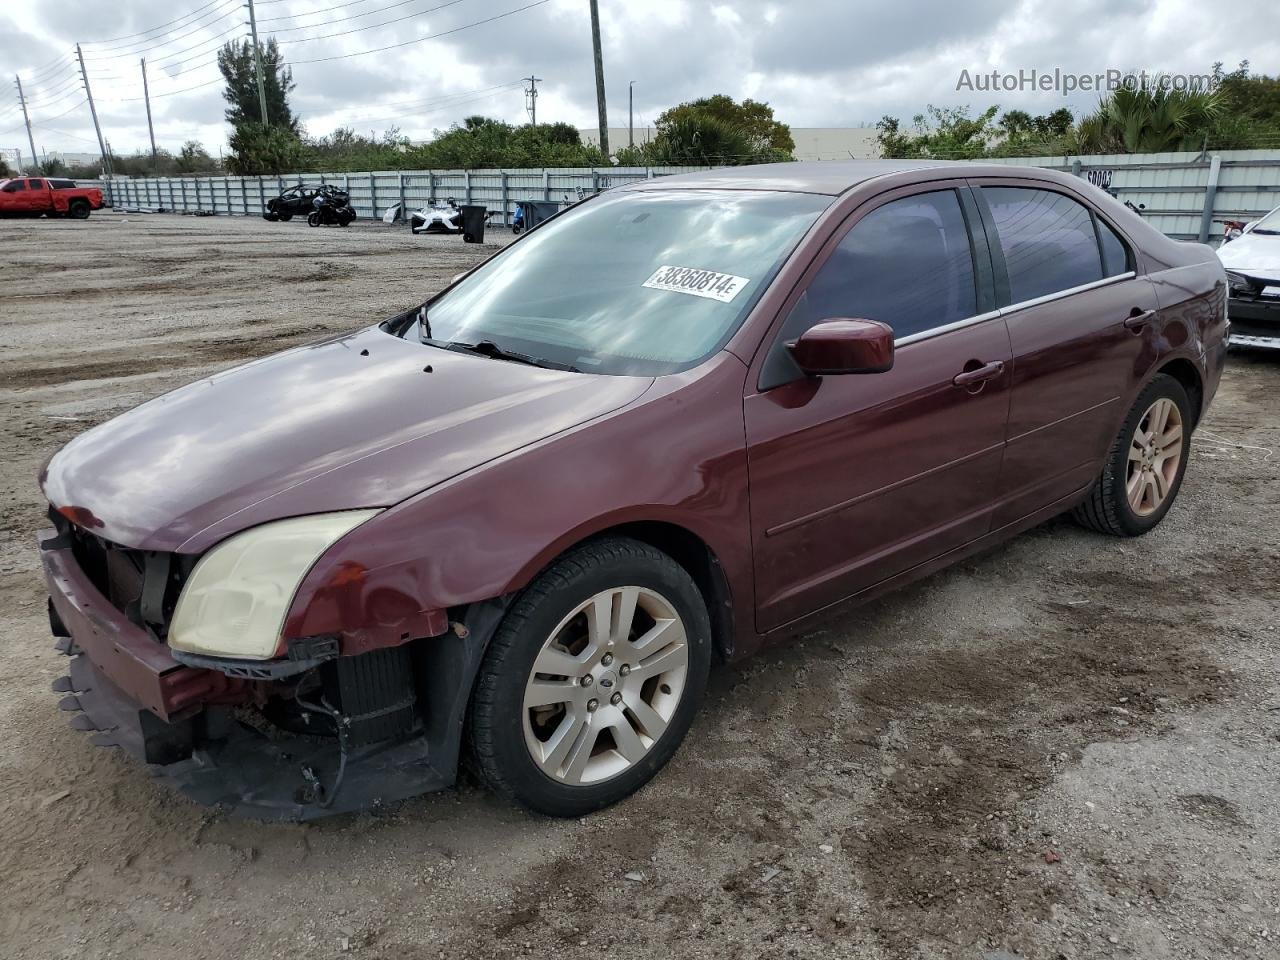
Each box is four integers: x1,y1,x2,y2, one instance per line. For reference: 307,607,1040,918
952,360,1005,388
1124,309,1157,331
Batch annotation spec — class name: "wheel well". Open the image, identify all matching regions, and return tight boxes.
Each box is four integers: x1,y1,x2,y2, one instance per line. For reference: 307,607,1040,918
1157,358,1204,427
586,521,735,664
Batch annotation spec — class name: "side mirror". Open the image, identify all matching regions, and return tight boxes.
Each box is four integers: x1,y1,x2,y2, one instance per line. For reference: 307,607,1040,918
787,318,894,376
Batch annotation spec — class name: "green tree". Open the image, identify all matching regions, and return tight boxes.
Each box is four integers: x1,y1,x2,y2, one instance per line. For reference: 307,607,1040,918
0,156,11,178
1074,81,1222,153
643,113,759,165
876,105,999,159
218,38,298,131
225,122,308,174
655,95,795,154
175,140,220,174
1205,61,1280,149
402,117,605,169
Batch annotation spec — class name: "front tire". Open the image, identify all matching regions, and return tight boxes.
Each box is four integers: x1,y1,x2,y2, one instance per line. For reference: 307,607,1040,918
1072,373,1192,536
307,211,321,227
467,538,712,817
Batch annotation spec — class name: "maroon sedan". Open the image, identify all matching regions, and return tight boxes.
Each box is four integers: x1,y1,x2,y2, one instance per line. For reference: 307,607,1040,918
39,160,1227,819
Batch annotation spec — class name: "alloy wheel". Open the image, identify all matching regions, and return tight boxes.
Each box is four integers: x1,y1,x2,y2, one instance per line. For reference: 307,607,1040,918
522,586,689,786
1126,397,1183,516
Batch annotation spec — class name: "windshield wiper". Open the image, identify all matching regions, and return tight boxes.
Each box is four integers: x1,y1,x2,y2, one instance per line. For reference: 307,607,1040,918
1250,228,1280,235
442,339,580,372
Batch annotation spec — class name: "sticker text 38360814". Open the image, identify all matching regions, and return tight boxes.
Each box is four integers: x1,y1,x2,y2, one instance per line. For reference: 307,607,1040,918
642,265,750,303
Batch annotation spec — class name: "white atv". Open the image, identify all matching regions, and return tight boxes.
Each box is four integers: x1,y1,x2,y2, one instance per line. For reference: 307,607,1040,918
408,198,490,235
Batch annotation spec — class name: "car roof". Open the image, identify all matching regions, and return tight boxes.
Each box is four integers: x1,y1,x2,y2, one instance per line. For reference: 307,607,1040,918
617,159,1089,197
618,159,966,196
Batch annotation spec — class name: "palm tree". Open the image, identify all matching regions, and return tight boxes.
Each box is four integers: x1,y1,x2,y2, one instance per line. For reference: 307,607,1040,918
1074,81,1222,153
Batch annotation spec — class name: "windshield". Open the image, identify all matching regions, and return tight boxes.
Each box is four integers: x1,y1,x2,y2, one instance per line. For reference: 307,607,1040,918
406,189,830,376
1252,205,1280,234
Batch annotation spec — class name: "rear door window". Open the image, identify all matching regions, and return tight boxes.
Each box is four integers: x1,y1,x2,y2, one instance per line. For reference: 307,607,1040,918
982,187,1104,303
784,189,978,342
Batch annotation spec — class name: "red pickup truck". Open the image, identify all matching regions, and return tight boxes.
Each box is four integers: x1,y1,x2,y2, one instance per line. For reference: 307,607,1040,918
0,176,104,219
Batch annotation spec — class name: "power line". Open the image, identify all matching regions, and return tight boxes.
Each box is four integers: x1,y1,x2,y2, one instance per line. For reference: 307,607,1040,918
322,79,524,114
320,81,526,128
275,0,472,45
103,75,225,103
23,58,80,85
288,0,552,63
267,0,467,33
83,6,243,62
81,0,239,50
28,123,102,146
258,0,420,23
35,98,91,123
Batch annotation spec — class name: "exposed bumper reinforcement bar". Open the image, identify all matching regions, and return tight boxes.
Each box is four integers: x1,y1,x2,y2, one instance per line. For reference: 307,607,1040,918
53,645,454,820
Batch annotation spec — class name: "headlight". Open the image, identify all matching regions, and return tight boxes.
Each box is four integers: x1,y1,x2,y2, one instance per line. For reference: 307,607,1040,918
169,511,380,660
1226,271,1256,295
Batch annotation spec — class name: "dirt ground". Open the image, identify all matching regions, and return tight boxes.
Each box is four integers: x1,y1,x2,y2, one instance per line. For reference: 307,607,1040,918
1,212,1277,960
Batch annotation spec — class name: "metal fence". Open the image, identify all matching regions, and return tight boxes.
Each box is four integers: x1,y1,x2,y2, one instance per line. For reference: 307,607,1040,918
92,166,706,227
87,150,1280,242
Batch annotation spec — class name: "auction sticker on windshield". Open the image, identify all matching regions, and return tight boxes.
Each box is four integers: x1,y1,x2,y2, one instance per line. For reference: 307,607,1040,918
643,265,750,303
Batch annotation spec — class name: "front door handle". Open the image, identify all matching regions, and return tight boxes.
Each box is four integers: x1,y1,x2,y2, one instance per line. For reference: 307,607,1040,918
1124,308,1157,331
952,360,1005,388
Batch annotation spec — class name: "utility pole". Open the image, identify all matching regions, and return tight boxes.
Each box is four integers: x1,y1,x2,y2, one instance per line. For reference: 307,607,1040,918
245,0,270,125
14,75,39,175
523,75,541,126
140,58,159,166
628,80,634,148
75,44,111,177
588,0,608,158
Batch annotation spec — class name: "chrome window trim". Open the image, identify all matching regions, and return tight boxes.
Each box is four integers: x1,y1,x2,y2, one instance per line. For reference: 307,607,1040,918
895,310,1001,347
893,271,1137,348
997,270,1137,315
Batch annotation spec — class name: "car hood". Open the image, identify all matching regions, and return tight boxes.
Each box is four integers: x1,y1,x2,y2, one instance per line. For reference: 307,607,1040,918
1217,231,1280,277
41,326,652,553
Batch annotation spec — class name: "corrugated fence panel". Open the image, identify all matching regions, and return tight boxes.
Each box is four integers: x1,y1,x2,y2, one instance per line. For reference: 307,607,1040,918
86,154,1279,241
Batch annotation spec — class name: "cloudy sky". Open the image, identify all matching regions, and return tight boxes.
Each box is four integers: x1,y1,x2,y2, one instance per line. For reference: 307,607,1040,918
1,0,1277,160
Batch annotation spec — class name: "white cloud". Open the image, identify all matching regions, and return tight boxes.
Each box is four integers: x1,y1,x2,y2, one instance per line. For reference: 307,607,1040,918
1,0,1276,158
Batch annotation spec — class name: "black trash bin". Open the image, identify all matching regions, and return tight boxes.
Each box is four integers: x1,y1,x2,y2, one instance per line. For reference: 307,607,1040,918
458,204,488,243
525,200,562,230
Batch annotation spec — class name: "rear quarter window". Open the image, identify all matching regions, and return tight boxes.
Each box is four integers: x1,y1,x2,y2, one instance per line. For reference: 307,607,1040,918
50,179,77,189
1097,218,1131,277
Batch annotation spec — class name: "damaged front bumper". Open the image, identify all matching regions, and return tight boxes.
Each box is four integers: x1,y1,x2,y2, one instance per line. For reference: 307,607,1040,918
1227,279,1280,349
40,527,491,820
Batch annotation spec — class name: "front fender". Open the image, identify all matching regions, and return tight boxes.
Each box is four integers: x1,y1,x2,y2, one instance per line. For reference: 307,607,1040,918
282,352,755,656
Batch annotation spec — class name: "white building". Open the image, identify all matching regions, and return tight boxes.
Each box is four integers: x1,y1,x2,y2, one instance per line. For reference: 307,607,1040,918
1,147,24,173
579,126,881,161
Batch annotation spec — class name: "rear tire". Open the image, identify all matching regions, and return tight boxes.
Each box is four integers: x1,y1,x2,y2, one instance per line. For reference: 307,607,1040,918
67,199,91,220
467,537,711,817
1072,373,1192,537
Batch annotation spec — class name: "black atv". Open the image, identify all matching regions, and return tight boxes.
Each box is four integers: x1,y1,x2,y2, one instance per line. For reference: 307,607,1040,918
307,185,356,227
264,185,320,222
